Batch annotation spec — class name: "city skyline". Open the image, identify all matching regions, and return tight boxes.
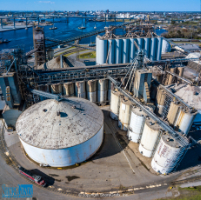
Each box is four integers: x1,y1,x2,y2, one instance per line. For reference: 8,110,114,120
0,0,200,11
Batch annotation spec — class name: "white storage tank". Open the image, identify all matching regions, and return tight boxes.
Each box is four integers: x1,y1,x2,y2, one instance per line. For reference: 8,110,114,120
86,79,97,103
139,118,162,157
108,39,115,64
16,98,104,167
162,39,171,53
50,83,62,94
75,81,86,98
118,97,132,131
174,109,195,135
151,134,185,174
63,82,75,97
96,37,108,65
97,78,108,104
127,106,146,143
122,39,130,63
110,90,121,120
115,39,122,64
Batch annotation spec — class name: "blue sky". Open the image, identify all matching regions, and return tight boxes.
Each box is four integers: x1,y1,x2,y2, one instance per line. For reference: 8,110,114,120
0,0,200,11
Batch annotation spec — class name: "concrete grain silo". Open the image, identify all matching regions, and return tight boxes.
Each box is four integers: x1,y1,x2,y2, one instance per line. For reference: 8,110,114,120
96,37,108,65
118,97,132,131
97,78,108,104
151,134,185,174
115,39,122,64
63,82,75,97
110,90,121,120
127,106,146,143
86,79,97,103
139,118,162,157
50,83,62,94
108,39,115,64
16,98,104,167
75,81,86,98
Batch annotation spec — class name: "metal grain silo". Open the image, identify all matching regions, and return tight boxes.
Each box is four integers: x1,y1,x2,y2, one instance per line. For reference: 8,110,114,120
174,109,195,135
129,38,136,63
108,39,115,64
96,37,108,65
122,39,130,63
118,97,132,131
167,102,180,126
144,38,151,59
162,39,171,53
75,81,86,98
139,118,162,157
110,90,121,120
50,83,62,94
16,98,104,167
97,78,108,104
115,39,122,64
63,82,75,97
86,79,97,103
156,37,163,61
150,37,157,61
127,106,146,143
137,38,144,51
151,134,185,174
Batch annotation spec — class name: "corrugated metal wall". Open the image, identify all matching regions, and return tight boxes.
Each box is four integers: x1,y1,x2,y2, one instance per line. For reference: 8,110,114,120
96,37,163,65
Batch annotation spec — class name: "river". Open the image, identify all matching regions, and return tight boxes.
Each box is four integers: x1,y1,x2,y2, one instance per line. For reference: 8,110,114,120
0,18,167,53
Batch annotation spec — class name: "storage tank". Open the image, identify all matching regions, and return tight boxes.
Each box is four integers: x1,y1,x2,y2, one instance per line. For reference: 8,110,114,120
97,78,108,104
118,97,132,131
174,109,195,135
63,82,75,97
110,90,121,120
137,38,144,51
156,37,163,61
156,88,166,116
167,101,180,126
139,118,162,157
144,38,151,59
96,37,108,65
129,38,136,63
75,81,86,98
122,39,130,63
151,134,185,174
50,83,62,94
108,39,115,64
177,66,184,77
115,39,122,64
127,106,146,143
150,38,157,61
86,79,97,103
162,39,171,53
16,98,104,167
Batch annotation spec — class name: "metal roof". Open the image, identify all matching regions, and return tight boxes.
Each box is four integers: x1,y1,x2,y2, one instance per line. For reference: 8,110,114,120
16,98,103,149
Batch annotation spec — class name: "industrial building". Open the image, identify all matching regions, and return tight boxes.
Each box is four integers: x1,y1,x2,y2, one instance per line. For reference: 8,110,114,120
0,23,200,178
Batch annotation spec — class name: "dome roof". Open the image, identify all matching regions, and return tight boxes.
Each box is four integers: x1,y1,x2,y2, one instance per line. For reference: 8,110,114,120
175,85,201,111
16,98,104,149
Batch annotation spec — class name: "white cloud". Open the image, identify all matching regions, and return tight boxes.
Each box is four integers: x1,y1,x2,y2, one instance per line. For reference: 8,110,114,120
38,1,55,4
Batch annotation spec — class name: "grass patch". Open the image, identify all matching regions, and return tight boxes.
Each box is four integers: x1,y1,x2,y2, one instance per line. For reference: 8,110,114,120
157,186,201,200
79,51,96,59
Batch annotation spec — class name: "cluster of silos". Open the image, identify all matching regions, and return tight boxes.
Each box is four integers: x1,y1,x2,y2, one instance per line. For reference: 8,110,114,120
109,91,186,174
37,79,110,105
96,36,163,65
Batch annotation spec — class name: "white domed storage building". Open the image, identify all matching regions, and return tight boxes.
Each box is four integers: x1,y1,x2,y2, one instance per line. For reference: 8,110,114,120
16,98,104,167
151,134,185,174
